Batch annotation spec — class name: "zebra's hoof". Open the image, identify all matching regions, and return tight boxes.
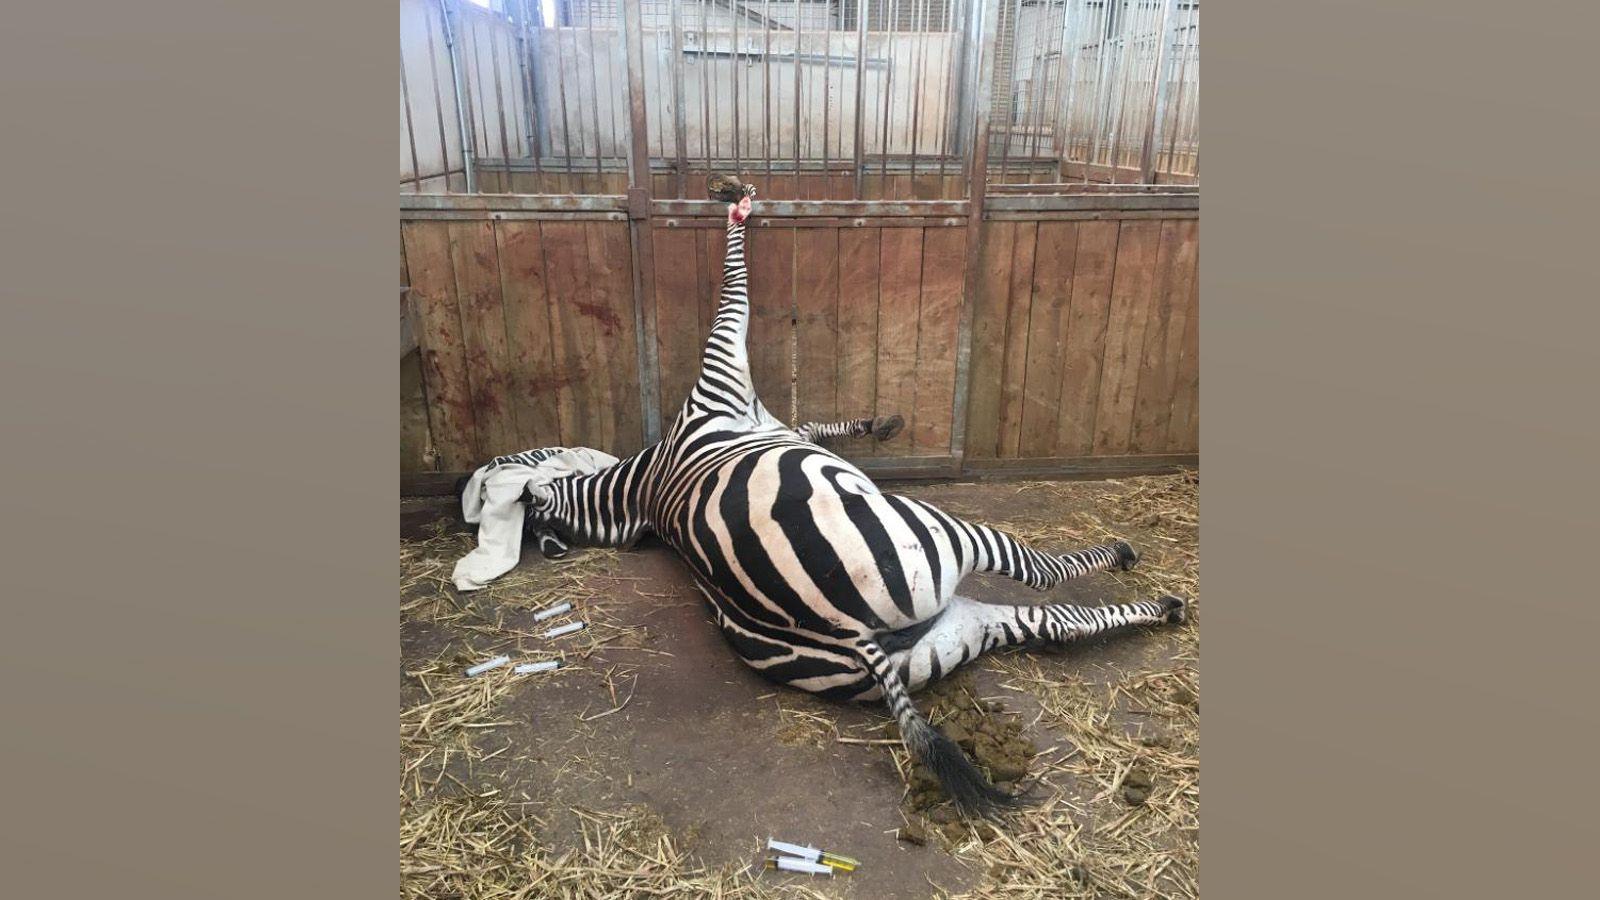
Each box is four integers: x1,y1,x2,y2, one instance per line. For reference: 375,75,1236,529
873,414,905,442
1113,540,1140,570
1159,595,1187,625
537,535,569,560
706,173,746,202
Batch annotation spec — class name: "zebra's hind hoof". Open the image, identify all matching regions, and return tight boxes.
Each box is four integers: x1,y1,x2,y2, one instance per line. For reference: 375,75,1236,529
1113,540,1140,570
1159,595,1187,625
706,173,747,202
873,414,905,442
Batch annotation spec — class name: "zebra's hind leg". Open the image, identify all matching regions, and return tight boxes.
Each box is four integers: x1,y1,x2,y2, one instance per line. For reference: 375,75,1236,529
886,594,1187,692
899,497,1140,591
795,414,904,444
856,639,1017,817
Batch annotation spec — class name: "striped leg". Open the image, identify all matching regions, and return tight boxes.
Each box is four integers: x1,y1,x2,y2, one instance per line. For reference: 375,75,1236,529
795,414,904,444
687,187,759,416
890,594,1187,692
899,498,1140,590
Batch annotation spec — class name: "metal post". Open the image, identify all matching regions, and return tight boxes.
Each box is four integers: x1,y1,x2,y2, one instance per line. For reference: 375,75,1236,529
853,0,868,198
439,0,477,192
1138,0,1175,183
670,0,689,197
948,0,1003,468
622,0,663,444
516,0,544,178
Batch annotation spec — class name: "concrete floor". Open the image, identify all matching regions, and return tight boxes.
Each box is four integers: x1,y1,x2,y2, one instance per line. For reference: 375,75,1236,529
401,479,1196,898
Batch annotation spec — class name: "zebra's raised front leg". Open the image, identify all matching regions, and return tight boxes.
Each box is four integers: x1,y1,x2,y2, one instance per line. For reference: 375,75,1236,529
795,414,904,445
897,496,1140,591
885,594,1187,692
686,185,760,417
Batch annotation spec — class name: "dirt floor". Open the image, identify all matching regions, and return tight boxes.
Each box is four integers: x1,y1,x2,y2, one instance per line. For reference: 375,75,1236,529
400,474,1198,899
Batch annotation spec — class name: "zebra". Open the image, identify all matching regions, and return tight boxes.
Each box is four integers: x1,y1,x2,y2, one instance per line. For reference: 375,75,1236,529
521,179,1188,814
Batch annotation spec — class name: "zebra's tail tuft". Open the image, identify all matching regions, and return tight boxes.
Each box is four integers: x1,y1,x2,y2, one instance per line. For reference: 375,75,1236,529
863,641,1019,818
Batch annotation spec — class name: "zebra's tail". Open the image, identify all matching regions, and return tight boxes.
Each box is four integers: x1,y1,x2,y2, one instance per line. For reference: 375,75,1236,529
861,641,1018,818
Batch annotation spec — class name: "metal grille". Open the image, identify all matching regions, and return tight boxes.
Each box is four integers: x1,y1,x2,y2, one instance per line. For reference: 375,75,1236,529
399,0,1199,193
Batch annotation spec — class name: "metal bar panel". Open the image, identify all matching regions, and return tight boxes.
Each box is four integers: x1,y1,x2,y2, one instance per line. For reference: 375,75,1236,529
948,0,1003,461
621,0,663,443
853,0,867,197
439,0,477,191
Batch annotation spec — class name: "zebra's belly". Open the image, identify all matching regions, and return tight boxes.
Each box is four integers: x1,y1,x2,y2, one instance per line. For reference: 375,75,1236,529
661,443,953,641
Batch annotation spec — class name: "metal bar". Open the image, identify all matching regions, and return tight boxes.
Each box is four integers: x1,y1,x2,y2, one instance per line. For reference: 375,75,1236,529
652,198,968,215
948,0,1002,463
402,193,629,211
733,0,742,171
487,13,516,188
907,0,926,181
670,0,689,196
934,0,958,185
516,0,543,177
422,0,454,189
1024,0,1061,173
701,0,713,178
401,54,422,189
621,0,663,445
852,0,867,198
1163,4,1194,179
793,0,803,178
585,2,605,179
1081,1,1110,182
551,9,576,175
764,0,774,180
996,0,1023,185
822,0,833,184
439,0,477,192
1053,0,1082,167
1140,0,1177,183
878,0,893,182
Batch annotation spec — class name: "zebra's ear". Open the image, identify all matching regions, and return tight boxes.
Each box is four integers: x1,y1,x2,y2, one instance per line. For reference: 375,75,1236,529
519,481,553,510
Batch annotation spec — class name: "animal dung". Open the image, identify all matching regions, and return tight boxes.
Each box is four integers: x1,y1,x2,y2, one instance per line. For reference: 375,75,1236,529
531,601,572,622
541,621,587,639
763,857,835,877
464,655,510,677
513,659,561,675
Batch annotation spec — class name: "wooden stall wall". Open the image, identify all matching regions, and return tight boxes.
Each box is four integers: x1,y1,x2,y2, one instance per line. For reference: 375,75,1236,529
400,215,645,473
648,221,967,460
401,194,1198,487
964,216,1198,470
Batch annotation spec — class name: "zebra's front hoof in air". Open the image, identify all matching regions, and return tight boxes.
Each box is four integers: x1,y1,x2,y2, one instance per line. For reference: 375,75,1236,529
1160,595,1187,624
872,414,905,442
1113,539,1140,571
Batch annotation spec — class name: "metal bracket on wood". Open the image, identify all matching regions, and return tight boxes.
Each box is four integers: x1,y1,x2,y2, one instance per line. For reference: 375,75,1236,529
627,188,651,221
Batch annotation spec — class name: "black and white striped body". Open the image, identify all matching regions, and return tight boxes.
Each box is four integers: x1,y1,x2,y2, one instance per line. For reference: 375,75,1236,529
524,187,1186,812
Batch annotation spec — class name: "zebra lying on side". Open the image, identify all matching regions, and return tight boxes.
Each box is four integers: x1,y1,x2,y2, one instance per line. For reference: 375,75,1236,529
521,179,1188,815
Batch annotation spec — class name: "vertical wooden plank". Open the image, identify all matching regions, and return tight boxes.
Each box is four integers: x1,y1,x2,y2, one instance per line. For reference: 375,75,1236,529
1092,221,1163,455
400,221,478,469
1131,220,1200,452
400,228,434,473
495,221,564,448
794,228,841,427
912,226,965,452
746,226,796,422
995,223,1038,457
874,227,923,455
1016,222,1080,457
836,227,882,430
1056,221,1119,456
652,226,703,425
962,221,1015,459
765,174,798,200
1166,234,1200,453
538,221,603,448
585,221,643,455
448,219,519,457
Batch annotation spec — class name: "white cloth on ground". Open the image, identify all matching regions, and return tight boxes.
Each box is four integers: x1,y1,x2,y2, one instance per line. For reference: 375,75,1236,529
451,447,619,592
